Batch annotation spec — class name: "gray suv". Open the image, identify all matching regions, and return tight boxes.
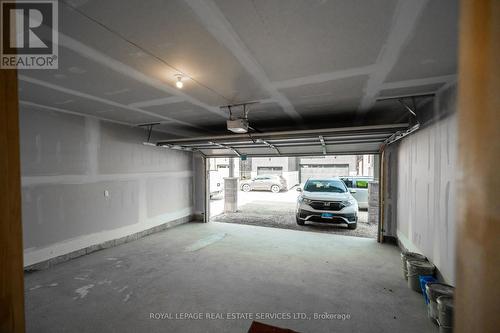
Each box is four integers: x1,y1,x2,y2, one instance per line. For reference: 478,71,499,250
240,175,288,193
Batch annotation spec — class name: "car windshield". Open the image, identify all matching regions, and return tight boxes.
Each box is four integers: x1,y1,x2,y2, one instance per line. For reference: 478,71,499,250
304,180,347,193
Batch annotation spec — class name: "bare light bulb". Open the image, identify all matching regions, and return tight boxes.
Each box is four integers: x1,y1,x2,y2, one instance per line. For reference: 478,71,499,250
175,76,183,89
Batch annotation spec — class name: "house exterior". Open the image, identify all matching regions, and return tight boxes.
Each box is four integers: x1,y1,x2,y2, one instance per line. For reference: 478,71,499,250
245,155,374,185
248,157,299,188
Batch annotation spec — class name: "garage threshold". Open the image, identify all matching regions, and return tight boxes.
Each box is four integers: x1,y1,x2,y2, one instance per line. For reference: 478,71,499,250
24,222,437,333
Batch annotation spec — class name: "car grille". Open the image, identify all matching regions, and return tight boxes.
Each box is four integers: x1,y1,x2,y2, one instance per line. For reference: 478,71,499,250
309,201,345,211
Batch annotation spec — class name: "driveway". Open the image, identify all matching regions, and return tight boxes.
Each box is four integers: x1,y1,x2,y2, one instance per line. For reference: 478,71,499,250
210,187,377,239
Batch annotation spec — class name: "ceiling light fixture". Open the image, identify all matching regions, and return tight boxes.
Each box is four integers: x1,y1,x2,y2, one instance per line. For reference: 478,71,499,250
174,74,184,89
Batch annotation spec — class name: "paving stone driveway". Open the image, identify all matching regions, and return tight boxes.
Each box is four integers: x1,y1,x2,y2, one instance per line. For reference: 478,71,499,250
211,189,377,239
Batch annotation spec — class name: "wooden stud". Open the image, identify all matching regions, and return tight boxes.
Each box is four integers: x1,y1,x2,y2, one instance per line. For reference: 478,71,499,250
0,68,25,332
456,1,500,332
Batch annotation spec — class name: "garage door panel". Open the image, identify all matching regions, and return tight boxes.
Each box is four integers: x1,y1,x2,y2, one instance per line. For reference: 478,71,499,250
257,167,283,176
300,164,349,183
158,124,407,156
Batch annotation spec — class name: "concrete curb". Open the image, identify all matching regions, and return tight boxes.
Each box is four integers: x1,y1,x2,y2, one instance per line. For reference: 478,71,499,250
24,215,194,272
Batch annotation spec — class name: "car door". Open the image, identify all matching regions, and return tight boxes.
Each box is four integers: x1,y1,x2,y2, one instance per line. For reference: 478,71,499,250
251,176,265,190
261,176,273,190
258,176,273,190
353,178,370,208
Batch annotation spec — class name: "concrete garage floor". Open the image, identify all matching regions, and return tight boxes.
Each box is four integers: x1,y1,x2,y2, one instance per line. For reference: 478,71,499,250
211,189,378,238
25,222,436,333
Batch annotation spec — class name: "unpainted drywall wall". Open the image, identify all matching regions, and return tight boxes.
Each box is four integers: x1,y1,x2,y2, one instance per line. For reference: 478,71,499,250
20,107,194,266
396,84,457,284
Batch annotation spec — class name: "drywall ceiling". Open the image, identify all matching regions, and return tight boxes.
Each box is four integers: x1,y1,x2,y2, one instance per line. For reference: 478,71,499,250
18,0,458,141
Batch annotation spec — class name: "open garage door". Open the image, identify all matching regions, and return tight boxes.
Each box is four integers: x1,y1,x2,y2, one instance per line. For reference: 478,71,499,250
156,124,409,157
300,164,349,183
209,155,379,240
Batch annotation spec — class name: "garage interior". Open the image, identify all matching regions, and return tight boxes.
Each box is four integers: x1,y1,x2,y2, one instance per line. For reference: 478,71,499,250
1,1,499,333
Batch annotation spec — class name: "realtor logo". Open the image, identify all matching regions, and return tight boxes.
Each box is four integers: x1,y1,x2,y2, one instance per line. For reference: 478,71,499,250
1,0,58,69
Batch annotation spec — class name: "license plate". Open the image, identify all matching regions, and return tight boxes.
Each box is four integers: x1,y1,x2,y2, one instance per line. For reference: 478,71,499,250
321,213,334,219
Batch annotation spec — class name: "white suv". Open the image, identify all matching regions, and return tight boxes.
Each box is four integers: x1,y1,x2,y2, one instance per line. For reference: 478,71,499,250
296,177,358,229
240,174,288,193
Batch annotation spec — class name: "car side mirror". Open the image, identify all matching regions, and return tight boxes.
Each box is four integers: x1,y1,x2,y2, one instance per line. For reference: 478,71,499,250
350,189,357,194
296,187,302,192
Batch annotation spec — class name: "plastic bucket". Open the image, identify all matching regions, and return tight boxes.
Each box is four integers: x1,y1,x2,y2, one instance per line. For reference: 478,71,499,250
401,252,427,280
426,283,454,321
437,295,454,333
407,260,435,292
419,276,438,303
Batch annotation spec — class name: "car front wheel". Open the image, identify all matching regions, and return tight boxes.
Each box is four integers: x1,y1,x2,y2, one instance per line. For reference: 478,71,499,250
242,184,251,192
347,222,357,230
296,216,305,225
270,185,280,193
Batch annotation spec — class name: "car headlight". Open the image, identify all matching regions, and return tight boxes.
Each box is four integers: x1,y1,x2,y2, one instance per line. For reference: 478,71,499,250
342,199,356,207
299,196,313,205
